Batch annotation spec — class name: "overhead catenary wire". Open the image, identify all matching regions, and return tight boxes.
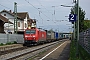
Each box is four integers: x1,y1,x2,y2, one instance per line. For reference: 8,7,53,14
37,0,56,22
52,6,57,21
37,0,57,22
0,3,10,9
5,0,12,3
39,12,43,24
37,0,53,15
24,0,52,21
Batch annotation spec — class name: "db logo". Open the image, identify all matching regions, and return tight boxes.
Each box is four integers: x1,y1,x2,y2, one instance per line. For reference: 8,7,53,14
42,34,44,37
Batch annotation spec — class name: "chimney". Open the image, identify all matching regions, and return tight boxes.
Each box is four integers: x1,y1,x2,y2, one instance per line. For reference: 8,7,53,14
9,10,12,13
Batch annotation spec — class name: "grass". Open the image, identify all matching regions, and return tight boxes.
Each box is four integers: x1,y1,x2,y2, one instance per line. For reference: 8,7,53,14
69,40,83,60
0,41,17,46
79,45,90,60
69,40,90,60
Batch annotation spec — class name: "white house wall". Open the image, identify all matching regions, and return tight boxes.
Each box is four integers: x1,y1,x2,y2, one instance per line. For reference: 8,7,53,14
1,12,14,19
4,23,14,34
1,12,24,33
18,20,23,31
24,16,28,29
1,12,14,33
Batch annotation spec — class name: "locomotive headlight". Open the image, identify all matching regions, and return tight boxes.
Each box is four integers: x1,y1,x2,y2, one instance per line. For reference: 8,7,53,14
33,35,35,37
25,35,28,37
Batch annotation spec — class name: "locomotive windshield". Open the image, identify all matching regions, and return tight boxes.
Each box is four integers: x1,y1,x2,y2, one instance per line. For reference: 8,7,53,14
25,30,36,34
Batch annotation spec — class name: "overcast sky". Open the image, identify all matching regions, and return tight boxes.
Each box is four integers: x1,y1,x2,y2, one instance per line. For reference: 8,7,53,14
0,0,90,33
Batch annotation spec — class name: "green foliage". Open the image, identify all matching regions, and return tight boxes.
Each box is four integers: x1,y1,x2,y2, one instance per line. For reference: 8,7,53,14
12,41,17,44
83,20,90,30
0,43,4,46
69,40,90,60
79,45,90,60
6,42,12,45
0,41,17,46
69,40,82,60
70,3,86,32
6,41,17,45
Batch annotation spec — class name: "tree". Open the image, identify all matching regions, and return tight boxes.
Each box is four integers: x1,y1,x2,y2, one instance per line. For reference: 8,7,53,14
70,4,86,32
84,20,90,30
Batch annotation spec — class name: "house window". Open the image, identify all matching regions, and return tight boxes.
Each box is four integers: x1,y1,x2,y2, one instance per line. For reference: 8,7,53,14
4,14,6,16
18,22,20,27
25,23,27,28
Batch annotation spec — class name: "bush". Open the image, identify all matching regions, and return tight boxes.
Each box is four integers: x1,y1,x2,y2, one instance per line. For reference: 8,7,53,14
0,41,17,46
69,40,82,60
0,43,4,46
6,42,12,45
13,41,17,44
79,45,90,60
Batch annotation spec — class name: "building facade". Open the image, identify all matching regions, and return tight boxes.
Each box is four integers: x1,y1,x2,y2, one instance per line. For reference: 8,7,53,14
0,10,32,34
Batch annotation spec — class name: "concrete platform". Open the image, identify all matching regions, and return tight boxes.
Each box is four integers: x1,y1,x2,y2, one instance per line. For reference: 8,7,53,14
33,40,71,60
57,42,70,60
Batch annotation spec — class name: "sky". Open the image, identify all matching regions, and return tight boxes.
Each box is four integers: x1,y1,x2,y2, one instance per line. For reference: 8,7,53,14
0,0,90,33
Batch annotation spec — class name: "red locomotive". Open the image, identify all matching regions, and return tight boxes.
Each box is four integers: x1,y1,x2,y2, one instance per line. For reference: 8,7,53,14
23,27,46,46
23,19,61,46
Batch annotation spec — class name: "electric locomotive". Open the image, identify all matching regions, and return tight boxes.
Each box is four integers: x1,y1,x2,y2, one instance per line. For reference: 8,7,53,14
23,27,46,46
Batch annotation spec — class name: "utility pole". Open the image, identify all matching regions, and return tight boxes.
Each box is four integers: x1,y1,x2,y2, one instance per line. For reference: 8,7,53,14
38,8,43,24
77,0,79,56
52,6,55,15
74,0,79,57
52,6,56,21
73,0,76,40
14,2,17,34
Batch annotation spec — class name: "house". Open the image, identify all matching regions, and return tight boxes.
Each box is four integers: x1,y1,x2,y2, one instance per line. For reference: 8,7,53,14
16,12,36,32
0,10,32,34
0,14,13,33
17,12,30,31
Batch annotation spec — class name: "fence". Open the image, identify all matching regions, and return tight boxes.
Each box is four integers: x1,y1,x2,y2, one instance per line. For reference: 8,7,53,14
0,34,24,44
79,28,90,54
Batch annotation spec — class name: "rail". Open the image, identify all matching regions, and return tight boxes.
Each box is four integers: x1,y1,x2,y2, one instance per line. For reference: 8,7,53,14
0,40,65,60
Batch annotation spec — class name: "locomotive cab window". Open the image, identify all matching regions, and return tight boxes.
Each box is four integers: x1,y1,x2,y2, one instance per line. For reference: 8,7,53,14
25,30,36,34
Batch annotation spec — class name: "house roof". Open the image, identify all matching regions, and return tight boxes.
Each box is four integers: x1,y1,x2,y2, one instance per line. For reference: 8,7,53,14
17,12,30,19
0,9,22,19
0,10,31,21
0,9,14,16
0,14,13,24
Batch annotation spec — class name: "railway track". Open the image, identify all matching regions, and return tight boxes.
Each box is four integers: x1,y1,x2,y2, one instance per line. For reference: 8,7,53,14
0,44,23,51
0,39,66,60
0,44,29,56
0,46,28,56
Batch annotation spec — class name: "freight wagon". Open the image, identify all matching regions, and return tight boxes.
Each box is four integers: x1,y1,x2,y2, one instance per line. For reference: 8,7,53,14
45,30,55,42
55,32,59,40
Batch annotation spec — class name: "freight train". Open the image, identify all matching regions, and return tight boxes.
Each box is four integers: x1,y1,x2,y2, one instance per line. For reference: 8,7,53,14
23,27,62,46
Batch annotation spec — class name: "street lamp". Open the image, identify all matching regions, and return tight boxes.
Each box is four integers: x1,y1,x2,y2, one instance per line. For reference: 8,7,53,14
61,0,79,56
61,4,76,41
61,5,73,7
